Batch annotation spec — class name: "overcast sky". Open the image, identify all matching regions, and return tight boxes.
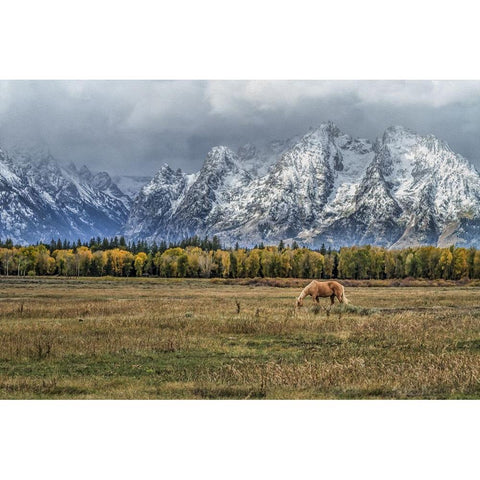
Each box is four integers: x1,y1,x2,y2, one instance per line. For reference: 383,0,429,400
1,80,480,176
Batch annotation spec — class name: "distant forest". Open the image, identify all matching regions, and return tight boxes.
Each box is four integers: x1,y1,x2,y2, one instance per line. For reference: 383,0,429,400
0,235,479,280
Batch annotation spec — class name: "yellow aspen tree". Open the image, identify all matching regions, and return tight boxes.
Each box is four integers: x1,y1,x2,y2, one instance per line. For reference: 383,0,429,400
280,249,294,277
134,252,148,277
452,247,468,279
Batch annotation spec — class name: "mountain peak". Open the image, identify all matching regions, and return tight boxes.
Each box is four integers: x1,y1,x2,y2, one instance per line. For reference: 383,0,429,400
160,162,172,170
419,134,452,154
383,127,451,155
206,145,236,160
382,125,418,144
304,122,342,142
142,164,184,196
155,163,177,178
92,171,112,189
78,164,94,181
201,146,239,174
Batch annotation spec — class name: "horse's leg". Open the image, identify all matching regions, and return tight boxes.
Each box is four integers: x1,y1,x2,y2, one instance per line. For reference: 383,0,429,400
323,294,334,316
324,297,330,316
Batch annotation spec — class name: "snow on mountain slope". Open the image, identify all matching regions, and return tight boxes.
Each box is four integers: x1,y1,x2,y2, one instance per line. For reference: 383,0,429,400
198,123,374,246
237,136,300,177
124,123,480,248
377,126,480,247
123,123,372,245
230,123,367,243
0,147,131,244
124,164,197,242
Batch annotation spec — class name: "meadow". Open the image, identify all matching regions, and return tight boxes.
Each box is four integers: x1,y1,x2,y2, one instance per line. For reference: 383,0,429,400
0,276,479,399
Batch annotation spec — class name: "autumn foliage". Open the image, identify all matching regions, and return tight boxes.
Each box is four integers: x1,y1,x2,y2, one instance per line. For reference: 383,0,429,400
0,241,479,280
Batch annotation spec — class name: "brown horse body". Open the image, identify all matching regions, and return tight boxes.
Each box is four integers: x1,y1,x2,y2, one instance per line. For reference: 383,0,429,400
296,280,348,308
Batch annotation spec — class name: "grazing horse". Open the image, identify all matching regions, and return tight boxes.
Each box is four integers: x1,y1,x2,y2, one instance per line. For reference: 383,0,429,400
296,280,348,309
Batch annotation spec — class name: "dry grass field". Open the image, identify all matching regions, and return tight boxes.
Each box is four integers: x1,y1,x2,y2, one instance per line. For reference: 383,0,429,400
0,276,479,399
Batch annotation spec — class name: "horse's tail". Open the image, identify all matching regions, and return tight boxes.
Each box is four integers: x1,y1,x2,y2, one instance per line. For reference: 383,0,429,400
341,285,349,304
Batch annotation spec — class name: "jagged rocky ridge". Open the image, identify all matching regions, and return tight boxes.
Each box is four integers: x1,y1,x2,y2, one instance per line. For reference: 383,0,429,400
124,123,480,248
0,147,132,243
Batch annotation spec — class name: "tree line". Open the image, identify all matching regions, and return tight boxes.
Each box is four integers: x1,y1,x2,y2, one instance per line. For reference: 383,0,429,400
0,234,223,256
0,239,479,280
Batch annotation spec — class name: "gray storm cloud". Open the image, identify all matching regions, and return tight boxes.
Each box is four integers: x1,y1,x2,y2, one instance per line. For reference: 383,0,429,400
1,80,480,175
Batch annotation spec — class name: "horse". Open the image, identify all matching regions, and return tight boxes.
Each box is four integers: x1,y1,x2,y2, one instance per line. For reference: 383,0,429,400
295,280,348,310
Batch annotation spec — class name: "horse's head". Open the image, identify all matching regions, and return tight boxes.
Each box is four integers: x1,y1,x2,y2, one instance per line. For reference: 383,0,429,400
295,297,303,307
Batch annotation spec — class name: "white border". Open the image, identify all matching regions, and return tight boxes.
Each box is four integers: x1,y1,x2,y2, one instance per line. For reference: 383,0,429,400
1,1,479,478
1,0,480,79
1,400,479,479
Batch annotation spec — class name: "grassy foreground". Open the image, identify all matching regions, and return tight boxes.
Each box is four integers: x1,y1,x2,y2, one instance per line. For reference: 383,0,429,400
0,276,479,399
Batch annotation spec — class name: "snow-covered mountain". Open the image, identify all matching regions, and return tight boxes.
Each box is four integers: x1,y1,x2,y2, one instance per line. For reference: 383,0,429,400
124,123,480,248
0,147,131,244
3,123,480,248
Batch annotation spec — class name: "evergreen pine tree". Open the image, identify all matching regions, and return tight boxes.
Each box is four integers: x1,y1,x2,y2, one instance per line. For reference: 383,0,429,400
333,252,339,278
212,235,221,251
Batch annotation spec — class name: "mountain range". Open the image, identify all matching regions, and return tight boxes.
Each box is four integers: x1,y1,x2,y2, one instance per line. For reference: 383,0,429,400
0,146,131,244
2,123,480,248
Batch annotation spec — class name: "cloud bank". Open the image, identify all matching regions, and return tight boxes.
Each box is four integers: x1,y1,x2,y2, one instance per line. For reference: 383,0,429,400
1,80,480,175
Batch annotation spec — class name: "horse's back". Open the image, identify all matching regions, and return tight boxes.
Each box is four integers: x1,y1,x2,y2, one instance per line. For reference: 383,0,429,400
310,280,341,289
308,279,345,296
322,280,345,296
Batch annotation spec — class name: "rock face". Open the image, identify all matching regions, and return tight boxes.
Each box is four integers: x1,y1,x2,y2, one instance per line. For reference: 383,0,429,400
0,147,131,243
124,123,480,248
